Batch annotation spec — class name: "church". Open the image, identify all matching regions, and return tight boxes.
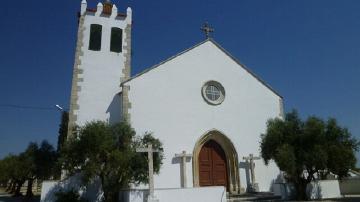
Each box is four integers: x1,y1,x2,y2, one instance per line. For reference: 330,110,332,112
67,0,284,197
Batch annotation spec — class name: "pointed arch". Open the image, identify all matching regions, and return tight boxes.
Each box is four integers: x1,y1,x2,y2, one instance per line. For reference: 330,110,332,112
192,129,241,194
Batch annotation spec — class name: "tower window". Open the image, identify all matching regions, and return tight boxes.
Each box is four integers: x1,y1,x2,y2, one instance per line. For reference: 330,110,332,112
110,27,123,53
89,24,102,51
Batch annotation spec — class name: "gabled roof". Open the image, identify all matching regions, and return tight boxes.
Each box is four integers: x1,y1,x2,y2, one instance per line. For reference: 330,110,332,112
121,38,282,98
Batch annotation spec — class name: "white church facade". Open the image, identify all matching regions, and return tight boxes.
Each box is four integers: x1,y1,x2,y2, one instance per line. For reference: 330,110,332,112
68,0,284,195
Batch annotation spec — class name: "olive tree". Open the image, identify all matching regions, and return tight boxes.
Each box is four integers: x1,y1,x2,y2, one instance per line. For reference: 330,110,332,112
260,110,359,200
60,121,163,202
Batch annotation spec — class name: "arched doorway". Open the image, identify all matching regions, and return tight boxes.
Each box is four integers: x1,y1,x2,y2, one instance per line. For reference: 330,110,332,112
193,130,241,194
199,140,228,189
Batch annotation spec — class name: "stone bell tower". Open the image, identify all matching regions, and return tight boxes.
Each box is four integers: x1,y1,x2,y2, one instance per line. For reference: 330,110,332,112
68,0,132,135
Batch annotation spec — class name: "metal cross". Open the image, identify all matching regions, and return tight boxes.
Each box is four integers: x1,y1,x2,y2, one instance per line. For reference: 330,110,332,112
200,22,214,39
136,144,160,201
174,151,192,188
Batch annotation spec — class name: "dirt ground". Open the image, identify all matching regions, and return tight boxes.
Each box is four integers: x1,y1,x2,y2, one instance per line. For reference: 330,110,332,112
0,188,40,202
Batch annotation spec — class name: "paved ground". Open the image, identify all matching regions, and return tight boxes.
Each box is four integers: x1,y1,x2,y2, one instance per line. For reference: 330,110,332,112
1,188,359,202
323,196,360,202
0,194,40,202
233,199,360,202
227,193,360,201
228,197,360,202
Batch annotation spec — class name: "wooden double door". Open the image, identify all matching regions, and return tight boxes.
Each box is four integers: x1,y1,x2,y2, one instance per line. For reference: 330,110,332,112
199,140,228,189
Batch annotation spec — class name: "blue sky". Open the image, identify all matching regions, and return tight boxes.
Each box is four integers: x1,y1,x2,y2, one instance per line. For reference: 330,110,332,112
0,0,359,166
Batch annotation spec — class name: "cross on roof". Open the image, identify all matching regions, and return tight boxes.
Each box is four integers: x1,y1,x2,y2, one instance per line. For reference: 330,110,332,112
200,22,214,39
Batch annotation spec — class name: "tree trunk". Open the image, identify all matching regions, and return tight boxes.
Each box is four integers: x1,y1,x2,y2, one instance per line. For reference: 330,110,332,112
14,180,24,196
9,181,16,194
294,179,307,200
25,178,34,198
6,180,13,192
103,190,119,202
100,175,119,202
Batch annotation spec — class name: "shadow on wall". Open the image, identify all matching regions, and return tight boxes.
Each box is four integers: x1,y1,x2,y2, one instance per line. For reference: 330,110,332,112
42,174,103,202
240,161,286,193
239,161,250,188
270,173,287,190
268,172,297,200
106,94,122,124
306,181,323,200
172,155,192,187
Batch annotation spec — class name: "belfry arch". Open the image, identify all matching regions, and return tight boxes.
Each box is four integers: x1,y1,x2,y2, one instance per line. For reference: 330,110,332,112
192,129,241,194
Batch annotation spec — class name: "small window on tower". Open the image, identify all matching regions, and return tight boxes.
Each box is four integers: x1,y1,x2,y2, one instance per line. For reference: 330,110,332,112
89,24,102,51
110,27,123,53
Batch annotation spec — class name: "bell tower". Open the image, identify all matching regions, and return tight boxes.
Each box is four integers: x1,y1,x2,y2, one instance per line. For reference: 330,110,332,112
68,0,132,134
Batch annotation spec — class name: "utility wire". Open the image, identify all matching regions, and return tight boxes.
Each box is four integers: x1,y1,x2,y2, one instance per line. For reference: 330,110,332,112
0,104,57,111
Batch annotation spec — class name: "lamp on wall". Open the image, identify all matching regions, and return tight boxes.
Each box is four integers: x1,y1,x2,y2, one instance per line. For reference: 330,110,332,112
55,104,64,111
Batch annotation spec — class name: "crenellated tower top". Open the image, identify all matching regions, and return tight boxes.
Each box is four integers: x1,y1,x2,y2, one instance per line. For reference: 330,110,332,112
80,0,132,22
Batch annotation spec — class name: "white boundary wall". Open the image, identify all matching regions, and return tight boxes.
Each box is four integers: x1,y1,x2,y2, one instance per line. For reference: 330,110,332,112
273,180,343,200
306,180,341,200
272,183,295,200
41,177,103,202
119,186,226,202
41,180,226,202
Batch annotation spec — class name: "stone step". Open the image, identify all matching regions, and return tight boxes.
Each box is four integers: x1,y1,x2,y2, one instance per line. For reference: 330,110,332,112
227,192,281,201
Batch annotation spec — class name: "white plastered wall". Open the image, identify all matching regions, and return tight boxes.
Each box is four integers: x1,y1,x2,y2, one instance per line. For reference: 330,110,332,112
126,41,282,192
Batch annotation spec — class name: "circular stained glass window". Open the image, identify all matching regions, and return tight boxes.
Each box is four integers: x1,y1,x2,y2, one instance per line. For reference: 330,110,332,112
202,81,225,105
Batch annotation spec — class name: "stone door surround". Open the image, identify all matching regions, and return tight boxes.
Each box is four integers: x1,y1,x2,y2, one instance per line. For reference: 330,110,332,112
192,129,241,194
